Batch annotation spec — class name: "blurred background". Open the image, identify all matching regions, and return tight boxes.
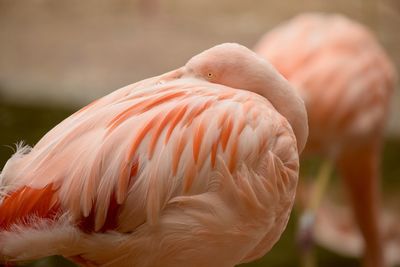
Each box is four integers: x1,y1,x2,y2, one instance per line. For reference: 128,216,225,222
0,0,399,266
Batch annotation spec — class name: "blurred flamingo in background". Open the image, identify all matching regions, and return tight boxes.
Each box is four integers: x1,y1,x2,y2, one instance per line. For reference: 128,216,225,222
255,13,397,267
0,43,308,267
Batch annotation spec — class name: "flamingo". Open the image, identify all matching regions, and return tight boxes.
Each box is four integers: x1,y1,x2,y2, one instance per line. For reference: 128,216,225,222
254,13,397,267
0,43,308,267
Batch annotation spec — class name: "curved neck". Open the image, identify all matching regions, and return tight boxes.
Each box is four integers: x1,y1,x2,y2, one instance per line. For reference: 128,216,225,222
252,61,309,153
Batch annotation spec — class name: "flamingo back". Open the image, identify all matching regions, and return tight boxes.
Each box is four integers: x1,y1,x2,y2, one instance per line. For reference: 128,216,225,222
0,72,301,265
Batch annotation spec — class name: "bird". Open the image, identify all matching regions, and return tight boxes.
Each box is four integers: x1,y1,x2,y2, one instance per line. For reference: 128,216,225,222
254,13,396,267
0,43,308,267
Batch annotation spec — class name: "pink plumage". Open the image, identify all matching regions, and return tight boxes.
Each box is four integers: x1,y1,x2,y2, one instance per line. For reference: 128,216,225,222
0,43,308,267
255,13,396,267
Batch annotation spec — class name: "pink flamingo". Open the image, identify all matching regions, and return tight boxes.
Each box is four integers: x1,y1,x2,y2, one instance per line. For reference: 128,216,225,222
0,43,308,267
255,13,396,267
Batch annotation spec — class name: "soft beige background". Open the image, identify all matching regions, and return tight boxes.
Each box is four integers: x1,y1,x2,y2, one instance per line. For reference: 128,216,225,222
0,0,399,133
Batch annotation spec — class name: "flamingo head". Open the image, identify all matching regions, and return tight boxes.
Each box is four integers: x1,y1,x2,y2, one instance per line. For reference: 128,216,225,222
183,43,309,153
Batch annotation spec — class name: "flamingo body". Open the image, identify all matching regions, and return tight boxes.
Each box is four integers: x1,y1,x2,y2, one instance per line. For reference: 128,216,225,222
0,43,307,267
255,13,396,267
255,13,395,156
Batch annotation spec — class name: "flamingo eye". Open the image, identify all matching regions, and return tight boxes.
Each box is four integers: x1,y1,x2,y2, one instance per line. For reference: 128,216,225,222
207,72,213,79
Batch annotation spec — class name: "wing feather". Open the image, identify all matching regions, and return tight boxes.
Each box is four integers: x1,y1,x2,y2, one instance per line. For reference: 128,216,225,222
1,77,299,237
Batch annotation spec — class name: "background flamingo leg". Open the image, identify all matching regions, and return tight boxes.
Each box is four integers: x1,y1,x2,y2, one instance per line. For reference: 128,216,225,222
337,141,384,267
